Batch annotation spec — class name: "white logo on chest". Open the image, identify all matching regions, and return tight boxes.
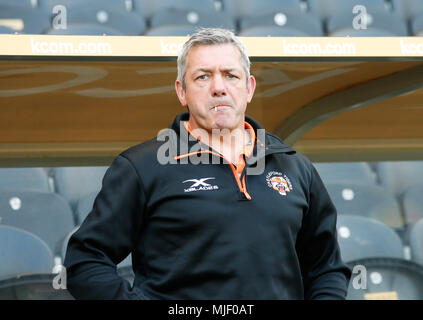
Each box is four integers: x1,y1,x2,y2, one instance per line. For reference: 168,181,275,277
183,177,219,193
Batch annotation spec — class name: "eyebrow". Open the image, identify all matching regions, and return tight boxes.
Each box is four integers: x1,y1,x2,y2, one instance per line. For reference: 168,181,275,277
193,67,241,74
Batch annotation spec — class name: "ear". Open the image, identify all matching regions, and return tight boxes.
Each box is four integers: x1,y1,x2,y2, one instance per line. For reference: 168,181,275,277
175,80,187,106
246,75,256,103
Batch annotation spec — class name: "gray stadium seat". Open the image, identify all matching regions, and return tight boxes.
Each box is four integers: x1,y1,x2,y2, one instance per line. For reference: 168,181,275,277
0,225,54,279
45,23,123,35
0,190,75,252
75,191,97,225
313,162,377,185
0,5,51,34
239,12,323,36
327,183,404,228
0,168,51,192
148,8,235,31
52,166,108,212
46,0,129,12
376,161,423,198
133,0,217,19
58,6,147,35
409,218,423,265
327,10,408,36
403,185,423,225
411,13,423,36
346,257,423,300
392,0,423,20
308,0,393,21
336,215,404,263
0,25,16,34
145,25,198,36
0,273,74,299
222,0,305,20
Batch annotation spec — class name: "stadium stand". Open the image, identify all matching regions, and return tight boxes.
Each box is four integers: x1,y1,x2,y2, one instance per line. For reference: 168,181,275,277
145,25,198,36
327,183,404,228
239,11,324,36
336,215,405,263
409,218,423,266
0,225,54,279
0,273,74,299
52,166,108,213
392,0,423,20
313,162,377,185
146,8,236,35
50,5,147,35
0,190,75,253
308,0,394,21
74,191,97,225
346,257,423,300
0,4,51,34
0,168,51,192
403,184,423,225
133,0,218,19
411,13,423,36
221,0,306,19
45,23,124,35
375,161,423,198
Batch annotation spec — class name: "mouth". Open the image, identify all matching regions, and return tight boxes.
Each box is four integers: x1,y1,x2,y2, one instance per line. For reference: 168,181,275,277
210,104,231,112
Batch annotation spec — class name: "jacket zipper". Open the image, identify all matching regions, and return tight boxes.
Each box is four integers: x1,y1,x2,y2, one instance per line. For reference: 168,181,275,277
174,150,252,200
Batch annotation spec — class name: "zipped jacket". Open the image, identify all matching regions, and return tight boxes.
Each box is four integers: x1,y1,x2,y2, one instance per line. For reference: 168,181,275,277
64,112,351,300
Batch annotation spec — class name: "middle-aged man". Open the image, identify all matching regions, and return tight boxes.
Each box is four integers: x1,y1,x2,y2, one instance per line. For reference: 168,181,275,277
64,28,352,300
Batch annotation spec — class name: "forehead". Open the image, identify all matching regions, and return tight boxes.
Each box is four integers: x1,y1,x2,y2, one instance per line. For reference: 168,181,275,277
186,43,243,71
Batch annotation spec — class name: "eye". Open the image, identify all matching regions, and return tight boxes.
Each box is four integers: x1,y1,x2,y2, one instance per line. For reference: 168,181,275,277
196,74,208,80
227,74,237,79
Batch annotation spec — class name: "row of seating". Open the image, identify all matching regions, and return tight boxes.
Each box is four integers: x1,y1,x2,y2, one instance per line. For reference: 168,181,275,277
1,0,423,36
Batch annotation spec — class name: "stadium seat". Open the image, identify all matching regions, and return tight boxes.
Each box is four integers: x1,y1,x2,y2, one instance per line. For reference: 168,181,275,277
0,25,16,34
0,0,47,9
0,225,54,279
346,257,423,300
411,13,423,36
327,183,404,228
56,5,147,35
409,218,423,265
45,23,124,35
148,8,236,31
0,190,75,252
221,0,305,20
239,11,323,36
133,0,217,19
375,161,423,198
145,25,198,36
75,191,97,225
52,166,108,212
391,0,423,20
308,0,393,21
0,273,74,299
0,168,51,192
336,215,405,262
0,5,51,34
403,185,423,225
327,10,408,36
46,0,129,12
313,162,377,185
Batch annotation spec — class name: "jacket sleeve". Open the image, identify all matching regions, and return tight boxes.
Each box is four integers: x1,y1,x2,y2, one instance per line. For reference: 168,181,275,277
295,164,352,300
63,155,149,300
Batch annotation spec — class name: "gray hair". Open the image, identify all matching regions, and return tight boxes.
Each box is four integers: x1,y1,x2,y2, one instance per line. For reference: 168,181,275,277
177,28,251,91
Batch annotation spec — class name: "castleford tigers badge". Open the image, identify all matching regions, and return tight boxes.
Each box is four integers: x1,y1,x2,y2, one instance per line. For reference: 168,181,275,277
266,171,293,196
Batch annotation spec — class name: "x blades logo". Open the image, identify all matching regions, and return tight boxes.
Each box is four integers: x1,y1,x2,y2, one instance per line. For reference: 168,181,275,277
183,177,219,193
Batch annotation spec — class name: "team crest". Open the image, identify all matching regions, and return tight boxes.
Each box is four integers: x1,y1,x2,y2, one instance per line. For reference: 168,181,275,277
266,171,293,196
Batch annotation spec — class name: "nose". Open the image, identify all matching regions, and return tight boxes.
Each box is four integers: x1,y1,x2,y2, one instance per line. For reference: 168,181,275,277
211,74,226,97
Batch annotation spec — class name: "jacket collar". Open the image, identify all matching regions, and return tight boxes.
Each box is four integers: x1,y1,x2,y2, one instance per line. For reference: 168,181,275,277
169,112,296,160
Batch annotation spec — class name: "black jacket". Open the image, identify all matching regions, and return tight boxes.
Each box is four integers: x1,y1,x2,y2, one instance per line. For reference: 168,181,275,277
64,112,351,300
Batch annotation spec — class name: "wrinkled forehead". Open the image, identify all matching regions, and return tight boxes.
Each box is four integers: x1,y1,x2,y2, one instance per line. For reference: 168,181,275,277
186,43,244,72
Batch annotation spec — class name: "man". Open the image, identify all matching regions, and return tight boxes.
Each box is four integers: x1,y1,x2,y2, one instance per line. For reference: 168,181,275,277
64,28,351,300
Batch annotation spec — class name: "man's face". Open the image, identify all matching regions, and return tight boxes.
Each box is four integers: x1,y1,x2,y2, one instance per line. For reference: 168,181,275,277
175,44,256,133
